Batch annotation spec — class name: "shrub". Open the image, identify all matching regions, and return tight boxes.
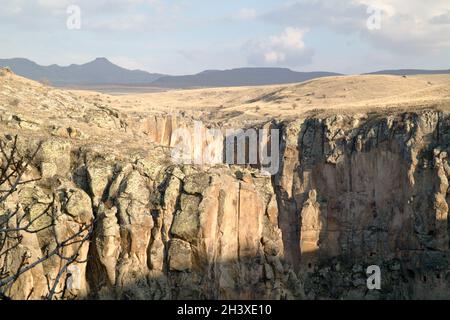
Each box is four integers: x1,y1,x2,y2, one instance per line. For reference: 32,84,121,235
0,67,11,76
10,98,20,107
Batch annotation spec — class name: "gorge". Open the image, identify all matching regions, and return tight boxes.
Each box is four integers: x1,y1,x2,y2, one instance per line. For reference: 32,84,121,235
0,68,449,299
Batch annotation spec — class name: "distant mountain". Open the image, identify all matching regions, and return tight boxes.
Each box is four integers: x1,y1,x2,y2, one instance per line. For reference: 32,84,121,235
0,58,340,88
367,69,450,76
0,57,165,86
3,57,450,89
151,68,341,88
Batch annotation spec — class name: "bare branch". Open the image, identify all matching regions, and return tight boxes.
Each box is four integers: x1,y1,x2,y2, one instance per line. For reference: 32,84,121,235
0,135,94,300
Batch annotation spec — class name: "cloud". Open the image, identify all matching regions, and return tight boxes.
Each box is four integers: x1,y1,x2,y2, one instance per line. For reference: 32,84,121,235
246,27,313,67
37,0,72,10
88,15,148,31
262,0,450,54
429,11,450,25
0,0,186,31
236,8,257,21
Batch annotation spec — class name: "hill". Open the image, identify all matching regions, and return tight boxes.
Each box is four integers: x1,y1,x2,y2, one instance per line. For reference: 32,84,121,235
367,69,450,76
150,68,340,88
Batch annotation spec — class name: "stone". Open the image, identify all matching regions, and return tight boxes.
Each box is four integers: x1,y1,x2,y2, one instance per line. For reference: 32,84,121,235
39,138,71,178
170,194,200,242
168,239,192,271
183,173,210,194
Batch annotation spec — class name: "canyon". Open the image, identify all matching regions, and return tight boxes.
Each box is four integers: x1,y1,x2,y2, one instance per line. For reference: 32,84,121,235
0,67,449,299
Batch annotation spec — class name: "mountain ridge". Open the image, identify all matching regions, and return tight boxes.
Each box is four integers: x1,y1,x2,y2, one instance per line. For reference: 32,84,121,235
151,67,341,88
366,68,450,76
1,57,450,89
0,57,340,88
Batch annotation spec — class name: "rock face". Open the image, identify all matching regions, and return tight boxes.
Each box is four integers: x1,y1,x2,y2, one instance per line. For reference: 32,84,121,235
274,111,450,299
0,71,449,300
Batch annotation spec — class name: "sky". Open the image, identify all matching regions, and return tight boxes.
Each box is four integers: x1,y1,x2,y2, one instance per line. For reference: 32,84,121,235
1,0,450,75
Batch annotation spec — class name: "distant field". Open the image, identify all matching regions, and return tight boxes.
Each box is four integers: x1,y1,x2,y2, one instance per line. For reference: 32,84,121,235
59,84,172,95
95,74,450,125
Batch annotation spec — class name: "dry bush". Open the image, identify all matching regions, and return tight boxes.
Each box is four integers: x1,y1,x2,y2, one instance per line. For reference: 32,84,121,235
9,99,20,107
0,68,11,77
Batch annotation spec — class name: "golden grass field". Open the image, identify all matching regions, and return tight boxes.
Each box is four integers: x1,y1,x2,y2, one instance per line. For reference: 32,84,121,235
79,74,450,122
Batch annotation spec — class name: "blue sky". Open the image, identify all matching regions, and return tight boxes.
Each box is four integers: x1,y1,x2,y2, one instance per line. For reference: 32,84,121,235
1,0,450,75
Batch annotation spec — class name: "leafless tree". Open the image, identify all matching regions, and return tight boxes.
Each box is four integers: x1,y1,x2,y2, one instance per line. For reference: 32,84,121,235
0,135,93,300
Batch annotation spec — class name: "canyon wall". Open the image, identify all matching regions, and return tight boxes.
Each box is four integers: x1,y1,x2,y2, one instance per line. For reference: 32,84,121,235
1,109,449,299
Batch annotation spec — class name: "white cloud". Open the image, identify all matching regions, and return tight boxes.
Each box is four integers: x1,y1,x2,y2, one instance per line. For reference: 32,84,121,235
87,14,149,31
358,0,450,52
0,0,186,31
430,11,450,25
246,27,313,67
37,0,72,10
263,0,450,54
264,51,285,64
236,8,257,21
2,1,23,15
